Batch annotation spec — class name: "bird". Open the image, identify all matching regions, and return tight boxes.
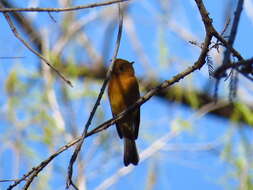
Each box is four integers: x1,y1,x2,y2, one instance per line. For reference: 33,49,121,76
108,58,140,166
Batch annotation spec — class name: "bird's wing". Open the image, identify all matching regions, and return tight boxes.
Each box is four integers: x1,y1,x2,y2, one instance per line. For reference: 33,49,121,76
114,113,123,139
124,77,140,139
134,107,140,139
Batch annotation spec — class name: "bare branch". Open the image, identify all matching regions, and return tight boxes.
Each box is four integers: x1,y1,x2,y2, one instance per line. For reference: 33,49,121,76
214,57,253,77
195,0,244,61
213,30,243,61
222,0,244,66
0,0,129,13
0,179,17,183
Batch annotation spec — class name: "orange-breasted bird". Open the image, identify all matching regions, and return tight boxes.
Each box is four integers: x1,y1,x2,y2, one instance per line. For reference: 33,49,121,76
108,58,140,166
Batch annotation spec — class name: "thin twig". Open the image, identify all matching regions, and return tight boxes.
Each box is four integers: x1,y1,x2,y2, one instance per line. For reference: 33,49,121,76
194,0,244,101
220,17,231,36
236,68,253,82
0,56,24,59
214,0,244,98
1,0,42,51
213,30,243,61
213,0,244,99
7,168,36,190
66,3,124,189
194,0,244,61
222,0,244,66
0,179,17,182
1,5,73,87
214,57,253,77
0,0,128,13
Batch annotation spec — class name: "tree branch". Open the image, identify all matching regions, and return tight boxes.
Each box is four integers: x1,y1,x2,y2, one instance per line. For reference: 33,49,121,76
0,0,129,13
222,0,244,66
1,0,42,51
214,57,253,76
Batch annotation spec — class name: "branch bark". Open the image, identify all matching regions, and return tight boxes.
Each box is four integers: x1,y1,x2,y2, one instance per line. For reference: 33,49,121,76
0,0,129,13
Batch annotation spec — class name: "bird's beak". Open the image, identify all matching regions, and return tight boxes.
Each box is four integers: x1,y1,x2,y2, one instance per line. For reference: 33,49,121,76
130,61,135,65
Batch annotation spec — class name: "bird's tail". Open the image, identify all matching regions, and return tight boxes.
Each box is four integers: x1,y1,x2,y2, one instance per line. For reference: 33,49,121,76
124,138,139,166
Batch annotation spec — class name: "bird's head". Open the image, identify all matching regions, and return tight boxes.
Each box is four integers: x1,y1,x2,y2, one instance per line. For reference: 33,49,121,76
112,59,135,76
